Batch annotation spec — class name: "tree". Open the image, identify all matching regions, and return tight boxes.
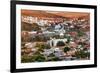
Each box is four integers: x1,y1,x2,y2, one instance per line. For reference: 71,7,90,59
34,54,45,62
85,52,90,58
77,31,85,37
21,55,35,63
65,35,71,43
63,47,70,53
35,43,51,52
75,50,89,59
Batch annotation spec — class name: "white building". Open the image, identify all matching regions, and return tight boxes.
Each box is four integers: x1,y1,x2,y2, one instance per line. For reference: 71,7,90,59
21,16,48,26
48,38,67,47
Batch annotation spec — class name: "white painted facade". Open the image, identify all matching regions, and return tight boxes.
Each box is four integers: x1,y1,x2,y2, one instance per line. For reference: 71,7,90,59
48,38,67,47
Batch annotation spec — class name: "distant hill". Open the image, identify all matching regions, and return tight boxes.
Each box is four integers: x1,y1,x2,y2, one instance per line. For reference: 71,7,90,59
21,10,89,19
21,22,41,31
50,12,90,19
21,10,66,18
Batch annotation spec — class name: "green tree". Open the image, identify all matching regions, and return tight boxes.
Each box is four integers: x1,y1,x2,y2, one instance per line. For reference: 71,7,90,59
63,47,70,53
34,54,45,62
21,55,35,63
77,31,85,37
75,50,89,59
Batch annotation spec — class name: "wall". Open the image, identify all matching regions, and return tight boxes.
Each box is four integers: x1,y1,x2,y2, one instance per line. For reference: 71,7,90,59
0,0,99,73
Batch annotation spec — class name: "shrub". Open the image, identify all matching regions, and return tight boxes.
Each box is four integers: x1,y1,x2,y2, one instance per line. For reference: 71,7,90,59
48,57,61,61
75,50,89,59
63,47,70,53
34,54,45,62
77,31,85,37
21,55,35,63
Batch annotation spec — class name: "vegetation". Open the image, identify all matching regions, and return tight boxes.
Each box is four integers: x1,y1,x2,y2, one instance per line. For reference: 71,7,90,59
21,12,90,62
21,55,35,63
34,54,45,62
21,22,41,31
63,47,70,53
75,50,90,59
21,53,46,63
35,43,50,50
77,31,85,37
